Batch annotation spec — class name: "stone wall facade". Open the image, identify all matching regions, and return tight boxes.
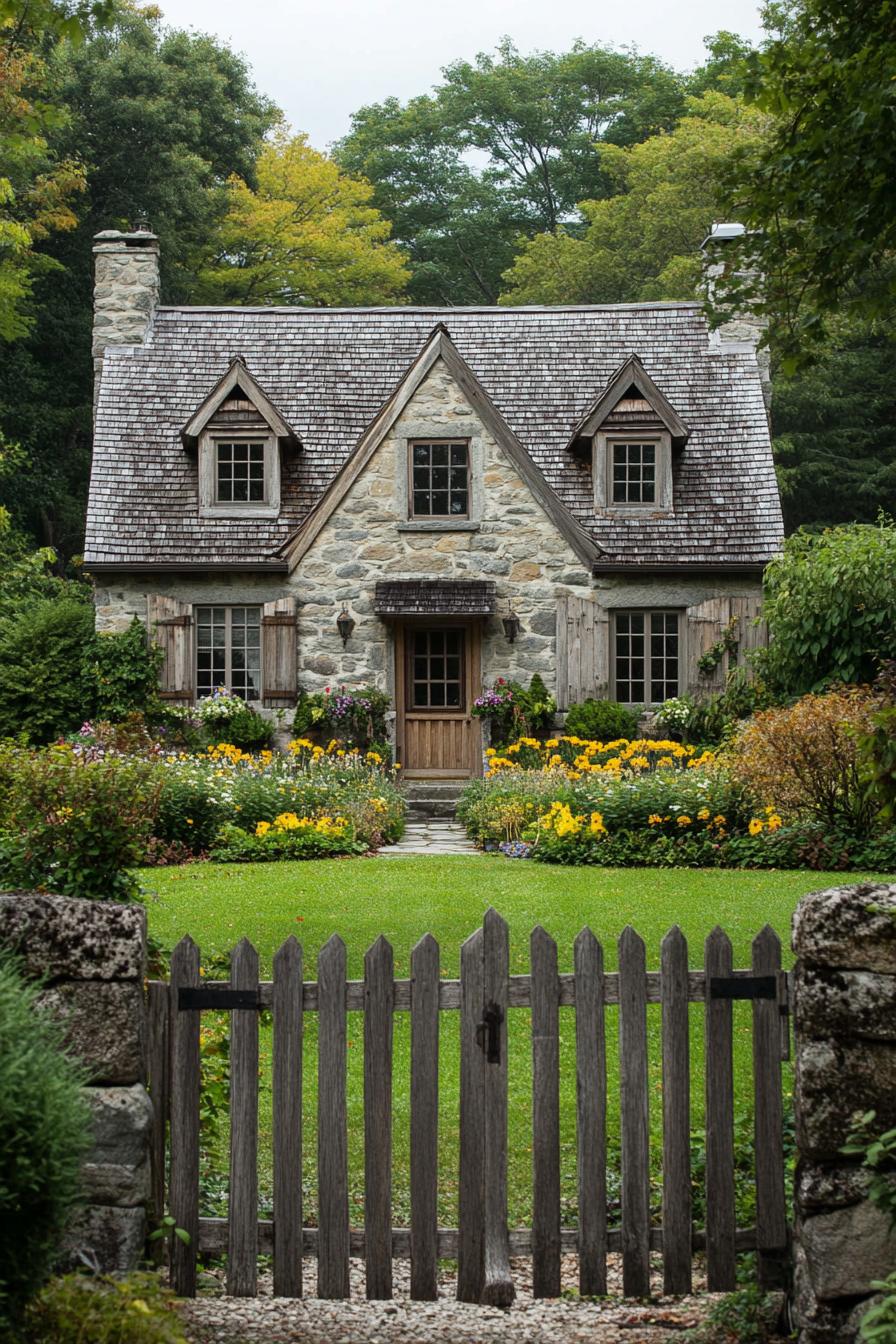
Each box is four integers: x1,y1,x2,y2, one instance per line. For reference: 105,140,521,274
791,882,896,1343
0,892,152,1274
92,229,160,399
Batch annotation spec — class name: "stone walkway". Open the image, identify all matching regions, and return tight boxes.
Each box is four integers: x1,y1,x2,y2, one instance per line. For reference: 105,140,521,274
379,820,482,856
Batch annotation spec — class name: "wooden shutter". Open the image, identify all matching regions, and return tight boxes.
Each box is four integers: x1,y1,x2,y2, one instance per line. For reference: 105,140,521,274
685,594,767,698
262,598,297,707
146,595,193,703
556,596,609,709
728,594,767,665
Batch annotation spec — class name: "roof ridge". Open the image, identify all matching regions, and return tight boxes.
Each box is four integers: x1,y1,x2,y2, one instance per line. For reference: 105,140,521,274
153,301,704,315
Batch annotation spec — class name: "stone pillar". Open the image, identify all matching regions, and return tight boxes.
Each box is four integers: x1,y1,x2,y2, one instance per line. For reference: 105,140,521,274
701,222,771,414
0,892,152,1273
92,226,160,405
791,882,896,1342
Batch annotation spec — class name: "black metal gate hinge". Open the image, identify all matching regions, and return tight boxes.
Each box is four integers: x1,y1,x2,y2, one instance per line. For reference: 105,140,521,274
178,987,259,1011
709,975,777,1001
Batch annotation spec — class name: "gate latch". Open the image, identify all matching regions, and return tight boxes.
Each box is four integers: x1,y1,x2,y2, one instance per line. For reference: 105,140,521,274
476,1002,503,1064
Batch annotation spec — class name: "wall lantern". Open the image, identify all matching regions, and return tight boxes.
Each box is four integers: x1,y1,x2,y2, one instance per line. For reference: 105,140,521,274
336,607,355,647
502,606,521,644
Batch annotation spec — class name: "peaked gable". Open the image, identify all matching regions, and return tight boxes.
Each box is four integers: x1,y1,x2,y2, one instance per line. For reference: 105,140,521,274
568,353,689,449
181,355,301,449
281,325,602,570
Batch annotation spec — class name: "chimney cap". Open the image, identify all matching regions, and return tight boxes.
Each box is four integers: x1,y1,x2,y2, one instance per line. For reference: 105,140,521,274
701,221,746,249
93,227,159,248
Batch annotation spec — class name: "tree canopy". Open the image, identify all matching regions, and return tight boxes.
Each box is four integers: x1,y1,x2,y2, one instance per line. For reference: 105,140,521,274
195,131,408,306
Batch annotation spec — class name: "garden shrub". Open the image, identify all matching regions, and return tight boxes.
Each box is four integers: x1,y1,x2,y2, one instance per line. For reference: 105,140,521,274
472,674,557,742
292,685,391,751
761,516,896,694
22,1271,187,1344
91,619,163,724
859,661,896,823
0,598,95,745
0,952,90,1331
564,697,639,742
210,815,366,862
0,745,162,900
194,689,275,751
728,686,881,835
657,669,777,747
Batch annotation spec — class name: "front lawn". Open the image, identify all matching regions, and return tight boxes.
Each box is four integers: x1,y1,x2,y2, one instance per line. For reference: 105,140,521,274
142,857,889,1229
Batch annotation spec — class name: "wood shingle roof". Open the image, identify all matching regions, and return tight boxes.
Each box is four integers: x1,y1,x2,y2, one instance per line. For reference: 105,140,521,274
84,303,783,569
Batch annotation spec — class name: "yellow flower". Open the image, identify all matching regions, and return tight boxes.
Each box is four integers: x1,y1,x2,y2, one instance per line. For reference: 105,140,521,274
589,811,606,835
186,818,194,826
766,814,783,832
648,814,664,826
255,821,271,837
748,818,764,836
697,808,710,821
713,814,726,826
676,815,692,827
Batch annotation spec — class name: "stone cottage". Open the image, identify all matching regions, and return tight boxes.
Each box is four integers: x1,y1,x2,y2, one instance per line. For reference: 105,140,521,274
85,225,783,778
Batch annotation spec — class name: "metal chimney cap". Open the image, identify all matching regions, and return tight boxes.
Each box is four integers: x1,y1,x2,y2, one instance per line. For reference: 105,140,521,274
701,222,746,248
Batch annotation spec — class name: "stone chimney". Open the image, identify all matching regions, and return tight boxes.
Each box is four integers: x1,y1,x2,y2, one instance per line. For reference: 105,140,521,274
701,222,771,414
92,225,160,406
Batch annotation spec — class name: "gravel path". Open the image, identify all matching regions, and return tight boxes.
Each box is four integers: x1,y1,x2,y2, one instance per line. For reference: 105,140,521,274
177,1253,722,1343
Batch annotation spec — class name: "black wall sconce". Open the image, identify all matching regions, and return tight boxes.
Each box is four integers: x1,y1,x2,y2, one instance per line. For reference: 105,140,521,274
336,607,355,647
502,606,521,643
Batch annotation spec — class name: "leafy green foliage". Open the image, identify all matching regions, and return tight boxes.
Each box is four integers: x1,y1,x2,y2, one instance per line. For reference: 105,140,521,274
720,0,896,367
860,664,896,823
500,92,767,305
761,519,896,693
22,1270,187,1344
210,819,366,863
563,698,639,742
0,951,89,1331
843,1112,896,1344
0,745,162,900
684,1284,781,1343
0,597,95,743
91,618,163,724
293,685,392,752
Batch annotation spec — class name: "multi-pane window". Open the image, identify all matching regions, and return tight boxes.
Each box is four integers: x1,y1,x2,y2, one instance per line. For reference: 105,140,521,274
215,441,266,504
615,611,679,704
611,442,656,504
409,628,465,709
410,442,469,518
195,606,261,701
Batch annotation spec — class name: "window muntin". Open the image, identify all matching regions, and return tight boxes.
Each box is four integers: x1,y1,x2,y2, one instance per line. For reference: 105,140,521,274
215,441,266,504
195,605,261,702
611,442,656,504
615,610,679,704
408,628,465,710
410,442,469,518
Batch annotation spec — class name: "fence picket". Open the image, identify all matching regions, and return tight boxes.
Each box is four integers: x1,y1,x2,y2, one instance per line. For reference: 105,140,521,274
317,934,350,1299
531,925,561,1298
146,979,170,1264
364,936,395,1300
661,927,692,1295
228,939,259,1297
410,933,440,1301
705,926,736,1290
574,927,607,1296
169,936,200,1297
618,927,651,1297
752,926,788,1289
273,936,303,1297
457,927,485,1303
481,908,515,1308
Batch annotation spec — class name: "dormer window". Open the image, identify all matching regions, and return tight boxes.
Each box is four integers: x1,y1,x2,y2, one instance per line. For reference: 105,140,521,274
612,441,656,504
181,355,300,522
596,432,672,513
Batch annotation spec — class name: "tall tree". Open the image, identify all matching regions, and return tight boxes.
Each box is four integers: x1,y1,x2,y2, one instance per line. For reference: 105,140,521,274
500,92,769,305
0,4,278,558
194,131,408,306
720,0,896,367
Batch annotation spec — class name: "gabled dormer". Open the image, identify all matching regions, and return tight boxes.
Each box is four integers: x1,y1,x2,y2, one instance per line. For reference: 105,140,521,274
181,356,300,520
567,354,689,516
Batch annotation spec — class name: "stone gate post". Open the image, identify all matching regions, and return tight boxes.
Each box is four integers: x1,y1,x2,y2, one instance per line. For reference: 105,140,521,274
0,892,152,1273
792,882,896,1342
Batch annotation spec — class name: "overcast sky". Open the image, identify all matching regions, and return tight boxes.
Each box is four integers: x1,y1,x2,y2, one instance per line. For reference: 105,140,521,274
154,0,766,150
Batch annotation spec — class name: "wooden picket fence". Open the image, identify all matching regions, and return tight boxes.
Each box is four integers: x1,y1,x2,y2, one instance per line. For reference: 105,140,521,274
146,909,791,1303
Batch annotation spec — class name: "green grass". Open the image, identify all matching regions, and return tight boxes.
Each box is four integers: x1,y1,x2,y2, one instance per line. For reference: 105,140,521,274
142,856,891,1228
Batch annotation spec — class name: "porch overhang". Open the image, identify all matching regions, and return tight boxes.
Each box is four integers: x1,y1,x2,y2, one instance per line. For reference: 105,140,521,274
374,579,496,618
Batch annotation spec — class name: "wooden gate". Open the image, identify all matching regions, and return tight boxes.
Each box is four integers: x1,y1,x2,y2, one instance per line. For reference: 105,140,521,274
147,909,791,1302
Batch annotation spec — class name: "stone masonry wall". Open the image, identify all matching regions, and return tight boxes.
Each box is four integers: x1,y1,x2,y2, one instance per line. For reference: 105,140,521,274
791,882,896,1343
92,229,160,402
0,892,152,1274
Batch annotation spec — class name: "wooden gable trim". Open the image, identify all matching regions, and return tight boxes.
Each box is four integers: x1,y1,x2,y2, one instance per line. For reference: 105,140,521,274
568,354,689,448
281,325,601,570
181,356,300,449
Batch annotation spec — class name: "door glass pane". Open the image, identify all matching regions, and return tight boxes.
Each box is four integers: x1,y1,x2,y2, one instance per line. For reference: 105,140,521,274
407,628,465,711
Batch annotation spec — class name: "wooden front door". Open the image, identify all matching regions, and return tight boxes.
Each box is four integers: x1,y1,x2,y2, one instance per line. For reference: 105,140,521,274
396,622,481,777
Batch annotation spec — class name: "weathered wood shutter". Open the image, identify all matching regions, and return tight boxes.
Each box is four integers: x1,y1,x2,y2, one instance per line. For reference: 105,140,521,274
146,595,193,703
684,595,766,698
262,598,298,707
556,596,609,709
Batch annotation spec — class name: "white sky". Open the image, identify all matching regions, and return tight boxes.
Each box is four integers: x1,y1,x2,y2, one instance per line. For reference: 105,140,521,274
153,0,766,150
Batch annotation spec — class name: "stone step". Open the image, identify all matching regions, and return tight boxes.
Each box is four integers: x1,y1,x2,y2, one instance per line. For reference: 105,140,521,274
402,781,468,800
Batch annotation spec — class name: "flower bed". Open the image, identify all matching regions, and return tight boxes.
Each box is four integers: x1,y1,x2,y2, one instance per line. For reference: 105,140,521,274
153,737,404,858
457,733,896,869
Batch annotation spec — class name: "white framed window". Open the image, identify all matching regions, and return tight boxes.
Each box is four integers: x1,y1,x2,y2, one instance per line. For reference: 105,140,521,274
198,433,280,518
195,605,261,701
613,609,680,704
594,432,672,513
